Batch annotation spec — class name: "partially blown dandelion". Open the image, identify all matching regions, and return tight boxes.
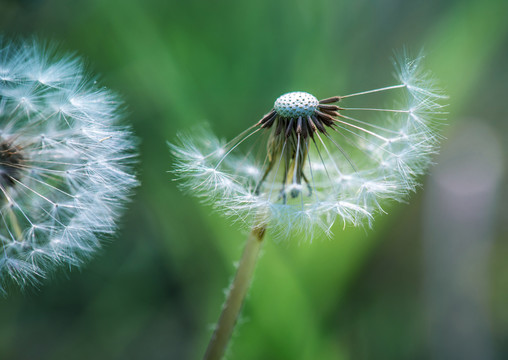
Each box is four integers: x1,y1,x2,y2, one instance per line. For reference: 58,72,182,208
171,52,446,360
172,53,445,237
0,39,138,293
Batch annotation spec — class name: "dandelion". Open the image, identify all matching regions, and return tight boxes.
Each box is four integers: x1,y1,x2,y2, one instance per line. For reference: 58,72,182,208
0,38,138,294
171,52,446,360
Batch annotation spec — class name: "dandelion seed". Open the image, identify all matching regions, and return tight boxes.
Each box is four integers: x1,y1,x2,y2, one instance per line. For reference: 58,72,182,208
0,38,138,294
171,52,446,238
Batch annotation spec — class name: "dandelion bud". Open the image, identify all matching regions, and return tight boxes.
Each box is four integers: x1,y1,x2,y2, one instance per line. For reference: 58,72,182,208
171,52,446,238
0,39,138,293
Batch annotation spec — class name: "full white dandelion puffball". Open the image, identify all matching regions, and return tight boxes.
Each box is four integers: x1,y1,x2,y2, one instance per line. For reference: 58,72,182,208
0,39,138,293
171,52,446,238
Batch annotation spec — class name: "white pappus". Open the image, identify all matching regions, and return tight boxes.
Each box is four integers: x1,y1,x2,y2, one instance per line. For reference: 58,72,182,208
171,52,446,239
0,39,138,293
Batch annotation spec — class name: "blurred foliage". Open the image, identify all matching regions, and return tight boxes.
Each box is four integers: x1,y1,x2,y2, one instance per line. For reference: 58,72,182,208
0,0,507,359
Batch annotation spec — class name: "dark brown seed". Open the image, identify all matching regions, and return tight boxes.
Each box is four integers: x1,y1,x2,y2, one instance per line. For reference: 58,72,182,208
259,110,276,124
285,118,294,138
261,114,277,129
318,104,340,111
311,115,326,133
259,111,277,128
300,116,309,138
319,109,340,117
307,116,317,131
319,96,341,104
315,110,335,126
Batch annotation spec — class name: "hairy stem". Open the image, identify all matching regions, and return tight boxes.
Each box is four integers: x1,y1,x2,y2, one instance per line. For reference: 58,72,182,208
203,224,267,360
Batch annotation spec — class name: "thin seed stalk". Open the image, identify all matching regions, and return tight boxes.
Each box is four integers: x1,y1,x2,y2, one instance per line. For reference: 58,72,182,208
203,224,267,360
7,207,22,240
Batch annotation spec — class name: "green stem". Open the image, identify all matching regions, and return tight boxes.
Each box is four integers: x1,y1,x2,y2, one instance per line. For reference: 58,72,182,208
203,225,267,360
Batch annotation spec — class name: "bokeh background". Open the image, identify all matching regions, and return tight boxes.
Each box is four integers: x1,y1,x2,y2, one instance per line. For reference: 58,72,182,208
1,0,507,359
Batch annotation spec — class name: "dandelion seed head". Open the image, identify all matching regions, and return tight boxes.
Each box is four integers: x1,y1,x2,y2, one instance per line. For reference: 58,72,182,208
171,51,446,239
0,38,138,294
274,92,318,118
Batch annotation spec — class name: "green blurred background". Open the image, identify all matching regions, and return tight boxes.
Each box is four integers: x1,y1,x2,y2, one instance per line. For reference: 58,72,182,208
1,0,507,359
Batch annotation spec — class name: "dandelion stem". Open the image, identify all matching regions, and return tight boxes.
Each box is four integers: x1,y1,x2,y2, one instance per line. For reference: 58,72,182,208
204,224,267,360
